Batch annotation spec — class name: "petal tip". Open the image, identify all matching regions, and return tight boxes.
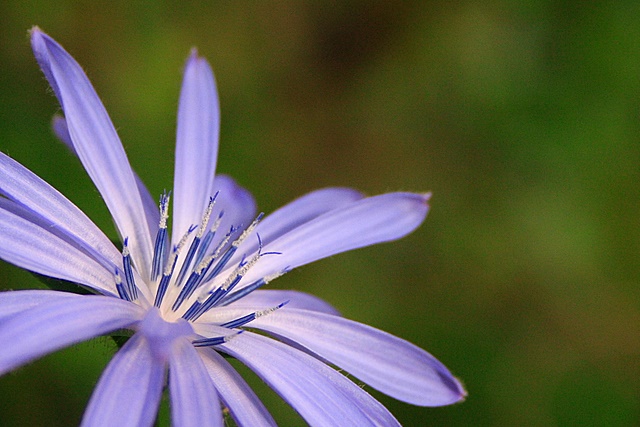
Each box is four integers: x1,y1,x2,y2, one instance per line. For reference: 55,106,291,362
454,379,468,403
439,373,467,406
28,26,43,38
186,47,209,68
184,47,214,78
29,26,53,63
29,27,43,49
29,26,51,48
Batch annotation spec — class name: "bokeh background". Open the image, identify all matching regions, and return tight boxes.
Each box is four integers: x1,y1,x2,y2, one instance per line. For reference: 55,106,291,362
1,1,639,425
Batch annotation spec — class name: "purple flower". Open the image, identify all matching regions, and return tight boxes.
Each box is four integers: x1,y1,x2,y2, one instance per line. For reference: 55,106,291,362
0,28,466,426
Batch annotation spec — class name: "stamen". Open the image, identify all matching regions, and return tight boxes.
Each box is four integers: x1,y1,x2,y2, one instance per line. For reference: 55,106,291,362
215,234,280,297
197,196,217,240
184,265,244,321
114,268,131,301
192,330,243,347
209,253,255,298
166,225,196,276
200,225,239,283
221,254,255,290
122,238,139,300
147,193,283,322
232,213,264,249
194,211,224,266
199,213,264,284
220,268,289,306
181,299,202,321
220,301,288,329
151,192,170,281
187,238,279,321
154,271,172,309
154,225,195,308
171,253,215,312
175,195,217,286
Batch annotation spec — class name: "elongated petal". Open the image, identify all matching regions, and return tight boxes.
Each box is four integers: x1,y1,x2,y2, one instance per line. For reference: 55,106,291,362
250,309,465,406
30,29,153,276
135,179,161,240
220,332,400,426
0,196,153,305
169,339,223,427
198,348,276,427
0,201,117,295
231,187,364,261
0,289,79,320
0,196,105,266
0,295,142,375
255,188,364,241
52,115,160,239
0,152,121,268
234,192,430,288
82,334,165,427
172,51,220,243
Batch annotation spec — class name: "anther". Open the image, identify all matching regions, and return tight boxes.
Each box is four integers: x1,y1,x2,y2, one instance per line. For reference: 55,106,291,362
219,301,288,329
191,330,243,347
194,211,224,266
220,268,289,306
187,240,276,321
232,213,264,249
114,268,131,301
122,238,139,300
175,195,217,285
201,225,239,283
151,192,170,281
154,226,195,308
172,253,216,312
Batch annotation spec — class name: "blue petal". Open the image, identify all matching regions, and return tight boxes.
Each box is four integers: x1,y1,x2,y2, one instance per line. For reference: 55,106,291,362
0,289,80,321
231,192,430,290
82,334,165,427
0,151,121,269
0,200,119,296
172,50,220,244
229,187,364,264
248,308,466,406
0,295,143,375
198,348,276,426
169,338,223,427
220,332,401,426
51,115,160,241
30,28,154,276
255,188,364,241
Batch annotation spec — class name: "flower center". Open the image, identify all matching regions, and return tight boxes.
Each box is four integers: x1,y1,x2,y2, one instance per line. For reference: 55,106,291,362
138,307,193,362
114,192,287,346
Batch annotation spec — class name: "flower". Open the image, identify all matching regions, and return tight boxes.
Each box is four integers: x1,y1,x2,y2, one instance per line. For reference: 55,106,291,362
0,28,466,426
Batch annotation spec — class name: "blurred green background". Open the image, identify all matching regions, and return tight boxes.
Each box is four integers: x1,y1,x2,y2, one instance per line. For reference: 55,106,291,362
1,1,639,425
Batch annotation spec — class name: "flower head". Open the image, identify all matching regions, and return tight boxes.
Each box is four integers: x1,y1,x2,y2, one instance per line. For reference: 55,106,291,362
0,28,465,426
